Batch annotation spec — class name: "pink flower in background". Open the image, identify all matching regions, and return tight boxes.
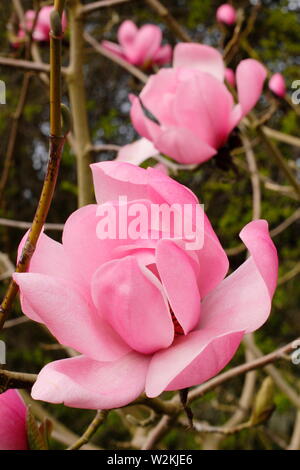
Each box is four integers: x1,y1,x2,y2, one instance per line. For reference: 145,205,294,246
216,4,237,25
225,67,236,87
14,162,277,409
0,390,28,450
269,73,286,98
129,43,266,165
15,6,67,44
101,20,172,68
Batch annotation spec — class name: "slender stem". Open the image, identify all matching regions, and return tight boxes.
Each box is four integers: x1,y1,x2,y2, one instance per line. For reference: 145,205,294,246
227,208,300,256
0,1,66,330
242,132,261,220
79,0,132,15
67,410,109,450
0,218,64,231
21,391,101,450
0,57,53,74
144,0,192,42
54,0,65,16
0,73,32,206
0,370,37,392
257,126,300,200
67,0,94,207
84,32,148,84
141,415,174,450
278,262,300,286
186,338,299,405
244,336,300,410
263,126,300,148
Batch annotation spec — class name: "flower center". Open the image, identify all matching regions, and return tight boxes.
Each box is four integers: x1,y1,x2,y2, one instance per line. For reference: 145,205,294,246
171,310,184,336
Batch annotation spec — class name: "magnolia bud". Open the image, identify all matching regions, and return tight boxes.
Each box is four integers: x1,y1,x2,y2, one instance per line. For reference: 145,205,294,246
250,377,275,426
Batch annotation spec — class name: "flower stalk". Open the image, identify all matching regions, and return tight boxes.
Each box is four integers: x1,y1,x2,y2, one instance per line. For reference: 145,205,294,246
0,1,68,330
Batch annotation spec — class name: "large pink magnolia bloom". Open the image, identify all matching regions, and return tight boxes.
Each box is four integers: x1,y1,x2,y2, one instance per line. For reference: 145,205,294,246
14,162,277,409
216,4,237,25
0,390,28,450
129,43,267,165
101,20,172,68
16,6,67,44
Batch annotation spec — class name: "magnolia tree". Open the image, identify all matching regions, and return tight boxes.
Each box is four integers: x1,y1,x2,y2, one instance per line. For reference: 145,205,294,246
0,0,299,451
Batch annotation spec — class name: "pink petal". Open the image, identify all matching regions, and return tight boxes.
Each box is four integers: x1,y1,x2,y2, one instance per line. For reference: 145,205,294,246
239,219,278,297
0,390,28,450
154,126,217,164
153,162,169,174
91,256,174,354
62,203,153,286
269,73,286,98
153,44,172,66
91,161,200,206
200,220,278,334
196,220,229,298
173,43,225,81
173,71,234,148
138,69,179,126
232,59,267,127
117,138,159,165
225,67,236,87
17,231,74,283
146,329,244,397
130,94,161,142
62,200,164,315
216,4,237,26
128,25,162,65
101,40,126,60
14,272,130,361
156,239,201,334
17,231,85,322
117,20,138,48
32,353,150,409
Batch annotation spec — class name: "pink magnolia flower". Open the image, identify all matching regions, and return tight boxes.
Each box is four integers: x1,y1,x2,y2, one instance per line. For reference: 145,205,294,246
101,20,172,68
269,73,286,98
0,390,28,450
129,43,267,165
216,4,237,25
117,137,160,166
14,162,277,410
16,6,67,44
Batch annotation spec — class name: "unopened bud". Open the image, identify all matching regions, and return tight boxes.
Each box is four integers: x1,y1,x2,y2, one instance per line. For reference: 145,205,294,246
250,377,275,426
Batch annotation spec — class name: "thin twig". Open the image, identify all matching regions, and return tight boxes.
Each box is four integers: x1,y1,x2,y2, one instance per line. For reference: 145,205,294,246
21,391,101,450
242,132,261,220
0,56,54,74
3,316,30,328
226,208,300,256
79,0,132,16
0,218,64,231
257,126,300,200
244,336,300,410
186,338,300,405
144,0,192,42
0,370,37,392
263,127,300,149
67,0,94,206
278,262,300,286
67,410,109,450
0,1,67,330
84,31,148,84
141,415,174,450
